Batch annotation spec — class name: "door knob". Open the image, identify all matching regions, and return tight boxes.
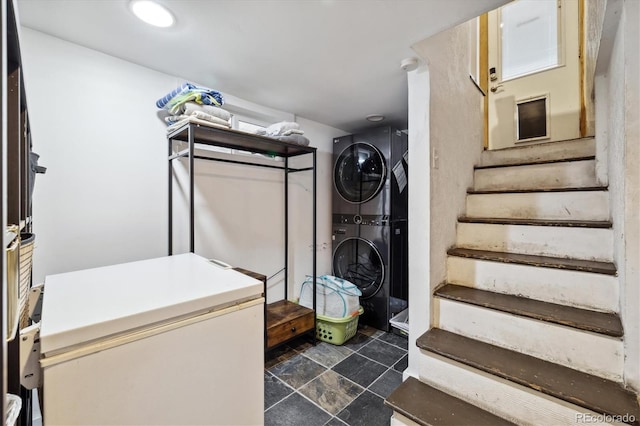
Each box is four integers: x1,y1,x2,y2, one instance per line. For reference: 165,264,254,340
490,84,503,93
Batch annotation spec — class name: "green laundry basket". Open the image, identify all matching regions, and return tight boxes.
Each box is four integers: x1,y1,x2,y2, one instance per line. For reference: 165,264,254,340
315,307,364,345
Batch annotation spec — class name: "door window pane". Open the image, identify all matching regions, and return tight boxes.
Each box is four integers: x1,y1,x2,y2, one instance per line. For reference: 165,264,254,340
334,143,386,204
501,0,560,81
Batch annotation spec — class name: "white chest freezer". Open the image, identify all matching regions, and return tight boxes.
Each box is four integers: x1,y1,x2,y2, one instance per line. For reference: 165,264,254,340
38,253,264,426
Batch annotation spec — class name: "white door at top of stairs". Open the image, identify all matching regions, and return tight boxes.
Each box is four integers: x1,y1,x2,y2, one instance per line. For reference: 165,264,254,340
487,0,581,150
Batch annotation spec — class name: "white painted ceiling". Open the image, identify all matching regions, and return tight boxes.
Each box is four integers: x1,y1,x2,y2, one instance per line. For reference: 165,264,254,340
17,0,507,132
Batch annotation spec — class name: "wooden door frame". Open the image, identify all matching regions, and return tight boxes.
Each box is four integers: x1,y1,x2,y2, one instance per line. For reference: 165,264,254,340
480,13,489,149
578,0,586,137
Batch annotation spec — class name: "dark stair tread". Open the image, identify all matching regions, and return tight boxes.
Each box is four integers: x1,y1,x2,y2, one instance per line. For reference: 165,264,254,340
468,186,608,194
384,376,516,426
475,155,595,170
435,284,623,337
447,247,617,275
458,217,612,228
417,329,640,423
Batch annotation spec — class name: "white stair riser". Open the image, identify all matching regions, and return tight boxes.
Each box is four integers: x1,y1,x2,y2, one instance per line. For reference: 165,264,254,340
465,191,610,221
474,160,597,191
479,138,595,168
436,299,623,381
446,256,619,312
456,222,613,261
418,352,620,426
390,413,420,426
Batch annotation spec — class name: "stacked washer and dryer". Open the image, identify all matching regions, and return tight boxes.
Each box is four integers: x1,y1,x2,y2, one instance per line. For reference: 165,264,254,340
332,127,408,332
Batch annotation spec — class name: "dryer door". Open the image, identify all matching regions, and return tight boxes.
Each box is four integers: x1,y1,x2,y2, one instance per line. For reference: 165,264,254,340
332,237,385,299
334,143,386,204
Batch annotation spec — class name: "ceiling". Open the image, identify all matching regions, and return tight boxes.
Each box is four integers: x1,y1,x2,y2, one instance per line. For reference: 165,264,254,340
17,0,507,132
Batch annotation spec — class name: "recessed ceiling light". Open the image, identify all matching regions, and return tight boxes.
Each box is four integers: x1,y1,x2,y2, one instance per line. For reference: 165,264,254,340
366,114,385,122
130,0,175,28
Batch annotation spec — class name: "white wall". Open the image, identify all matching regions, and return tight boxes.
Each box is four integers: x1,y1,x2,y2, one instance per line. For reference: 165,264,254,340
21,28,171,283
417,21,485,300
596,0,640,392
584,0,606,138
615,0,640,393
621,0,640,391
289,117,338,297
405,20,484,375
405,63,430,379
20,28,345,297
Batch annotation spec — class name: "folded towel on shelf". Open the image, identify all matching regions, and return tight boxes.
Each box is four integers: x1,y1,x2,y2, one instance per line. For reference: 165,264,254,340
156,82,224,115
276,134,310,146
188,110,231,126
263,121,300,137
166,115,231,134
165,113,230,128
182,102,231,121
165,115,185,125
282,129,305,136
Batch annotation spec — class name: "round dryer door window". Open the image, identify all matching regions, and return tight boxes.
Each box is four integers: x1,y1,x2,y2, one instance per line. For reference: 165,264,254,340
332,237,385,299
334,142,386,204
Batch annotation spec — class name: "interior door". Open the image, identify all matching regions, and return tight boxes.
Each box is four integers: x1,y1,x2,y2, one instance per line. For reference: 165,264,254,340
487,0,581,150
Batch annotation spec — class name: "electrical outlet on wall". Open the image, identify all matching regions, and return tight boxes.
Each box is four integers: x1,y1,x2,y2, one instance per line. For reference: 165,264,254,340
309,242,328,251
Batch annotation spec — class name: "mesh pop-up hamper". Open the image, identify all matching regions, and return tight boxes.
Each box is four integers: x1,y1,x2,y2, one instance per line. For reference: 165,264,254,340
299,275,363,345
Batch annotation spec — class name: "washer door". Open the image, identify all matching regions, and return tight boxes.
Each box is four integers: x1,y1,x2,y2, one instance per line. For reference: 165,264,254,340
334,142,386,204
332,237,385,299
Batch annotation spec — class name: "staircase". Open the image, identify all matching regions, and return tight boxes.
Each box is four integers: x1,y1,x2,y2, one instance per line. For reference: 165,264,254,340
386,138,640,425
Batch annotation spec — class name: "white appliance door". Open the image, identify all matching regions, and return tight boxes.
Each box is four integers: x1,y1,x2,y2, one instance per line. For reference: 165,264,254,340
42,299,264,426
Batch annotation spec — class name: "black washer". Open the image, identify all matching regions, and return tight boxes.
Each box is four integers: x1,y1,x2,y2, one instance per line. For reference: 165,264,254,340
332,237,385,299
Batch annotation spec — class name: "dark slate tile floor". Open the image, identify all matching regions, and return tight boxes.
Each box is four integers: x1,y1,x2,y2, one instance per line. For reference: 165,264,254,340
264,326,408,426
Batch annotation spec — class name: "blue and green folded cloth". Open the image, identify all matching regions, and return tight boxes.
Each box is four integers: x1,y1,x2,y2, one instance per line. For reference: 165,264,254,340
156,82,224,115
158,82,232,132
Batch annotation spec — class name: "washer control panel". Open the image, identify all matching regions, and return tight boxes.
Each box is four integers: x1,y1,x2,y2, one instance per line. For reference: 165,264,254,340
332,214,389,226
